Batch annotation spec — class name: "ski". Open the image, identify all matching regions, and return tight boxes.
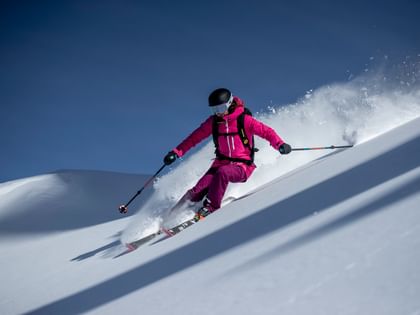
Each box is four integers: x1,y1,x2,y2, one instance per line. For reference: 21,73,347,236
161,214,204,236
125,231,161,251
124,214,206,251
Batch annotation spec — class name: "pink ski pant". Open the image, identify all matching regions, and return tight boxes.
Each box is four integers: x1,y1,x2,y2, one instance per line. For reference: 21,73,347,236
188,164,248,211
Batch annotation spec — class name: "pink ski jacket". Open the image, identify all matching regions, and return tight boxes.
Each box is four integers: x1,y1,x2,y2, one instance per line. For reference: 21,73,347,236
173,96,285,177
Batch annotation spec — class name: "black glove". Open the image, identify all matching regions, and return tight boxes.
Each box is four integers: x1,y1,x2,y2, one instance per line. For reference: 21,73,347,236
279,143,292,155
119,204,128,214
163,151,178,165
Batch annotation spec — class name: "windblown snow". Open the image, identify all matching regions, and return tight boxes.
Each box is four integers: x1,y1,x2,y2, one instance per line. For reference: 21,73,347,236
1,62,420,315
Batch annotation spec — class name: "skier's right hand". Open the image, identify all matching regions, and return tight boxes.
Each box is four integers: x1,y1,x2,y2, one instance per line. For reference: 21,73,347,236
164,151,178,165
279,143,292,154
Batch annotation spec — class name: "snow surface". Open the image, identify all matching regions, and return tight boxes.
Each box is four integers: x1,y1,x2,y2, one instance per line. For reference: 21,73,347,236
1,71,420,314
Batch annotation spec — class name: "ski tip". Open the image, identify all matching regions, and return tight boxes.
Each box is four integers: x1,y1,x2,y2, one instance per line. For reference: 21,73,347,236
125,243,136,251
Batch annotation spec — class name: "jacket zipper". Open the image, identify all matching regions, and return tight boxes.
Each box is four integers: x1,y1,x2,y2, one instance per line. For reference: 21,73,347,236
225,120,232,157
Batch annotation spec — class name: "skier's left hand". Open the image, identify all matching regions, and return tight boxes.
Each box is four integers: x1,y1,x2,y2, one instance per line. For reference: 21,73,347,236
119,205,128,214
279,143,292,154
164,151,178,165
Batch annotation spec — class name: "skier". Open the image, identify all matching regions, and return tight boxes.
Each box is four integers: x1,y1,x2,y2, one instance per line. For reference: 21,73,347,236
163,88,291,219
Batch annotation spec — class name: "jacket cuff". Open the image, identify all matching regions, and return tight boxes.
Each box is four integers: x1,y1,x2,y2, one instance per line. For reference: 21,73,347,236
276,140,285,150
173,148,183,158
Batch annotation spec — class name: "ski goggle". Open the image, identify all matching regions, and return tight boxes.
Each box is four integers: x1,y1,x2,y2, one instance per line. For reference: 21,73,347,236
210,95,234,115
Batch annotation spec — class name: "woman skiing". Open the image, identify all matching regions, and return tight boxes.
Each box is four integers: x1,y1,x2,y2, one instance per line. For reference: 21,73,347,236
163,88,291,219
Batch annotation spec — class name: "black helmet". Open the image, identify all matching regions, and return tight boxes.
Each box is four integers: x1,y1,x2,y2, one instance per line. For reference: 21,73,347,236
208,88,232,107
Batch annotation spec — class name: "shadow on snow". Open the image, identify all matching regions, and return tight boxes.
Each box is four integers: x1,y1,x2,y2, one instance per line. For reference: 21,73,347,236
25,135,420,315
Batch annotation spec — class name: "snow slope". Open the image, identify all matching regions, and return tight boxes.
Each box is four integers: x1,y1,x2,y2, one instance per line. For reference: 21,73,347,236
1,66,420,314
0,117,419,314
0,170,151,234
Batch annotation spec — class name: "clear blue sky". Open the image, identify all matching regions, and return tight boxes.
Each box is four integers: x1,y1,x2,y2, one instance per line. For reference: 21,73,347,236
1,0,419,182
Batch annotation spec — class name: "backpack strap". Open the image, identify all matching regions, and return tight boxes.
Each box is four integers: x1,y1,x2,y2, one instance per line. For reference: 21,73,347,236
212,115,221,153
215,153,254,166
237,112,256,162
237,112,249,147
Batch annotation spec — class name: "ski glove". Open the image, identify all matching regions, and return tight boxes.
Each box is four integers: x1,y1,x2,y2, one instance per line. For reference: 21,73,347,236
164,151,178,165
279,143,292,155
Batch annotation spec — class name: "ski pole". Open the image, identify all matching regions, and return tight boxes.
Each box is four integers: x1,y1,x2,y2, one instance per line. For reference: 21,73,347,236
292,145,353,151
119,164,166,214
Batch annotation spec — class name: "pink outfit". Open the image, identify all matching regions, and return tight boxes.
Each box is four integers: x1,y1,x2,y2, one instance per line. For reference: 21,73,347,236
173,96,285,211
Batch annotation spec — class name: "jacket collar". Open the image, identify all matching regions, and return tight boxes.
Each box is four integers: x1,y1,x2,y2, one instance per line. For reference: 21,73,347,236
222,104,244,122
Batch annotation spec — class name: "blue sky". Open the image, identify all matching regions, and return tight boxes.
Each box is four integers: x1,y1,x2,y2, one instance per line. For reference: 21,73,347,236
1,0,419,182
